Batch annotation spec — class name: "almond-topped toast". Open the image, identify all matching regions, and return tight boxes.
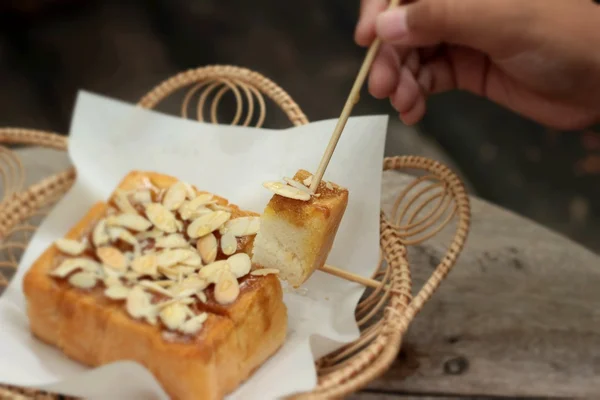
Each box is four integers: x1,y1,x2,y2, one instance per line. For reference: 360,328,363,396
22,171,287,400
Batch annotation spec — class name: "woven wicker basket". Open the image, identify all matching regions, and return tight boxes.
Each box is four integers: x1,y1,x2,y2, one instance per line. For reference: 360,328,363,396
0,65,470,399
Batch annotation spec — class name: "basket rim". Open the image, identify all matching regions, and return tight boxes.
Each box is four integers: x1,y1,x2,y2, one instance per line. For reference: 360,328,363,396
0,64,470,400
137,65,310,127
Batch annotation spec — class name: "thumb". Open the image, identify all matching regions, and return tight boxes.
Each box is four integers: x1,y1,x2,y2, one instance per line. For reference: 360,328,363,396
375,0,532,54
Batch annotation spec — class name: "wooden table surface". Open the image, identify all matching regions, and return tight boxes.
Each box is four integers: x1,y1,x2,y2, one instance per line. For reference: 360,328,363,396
5,148,600,399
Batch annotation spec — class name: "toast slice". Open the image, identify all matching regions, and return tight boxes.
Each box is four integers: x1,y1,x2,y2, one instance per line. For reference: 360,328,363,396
252,170,349,287
23,171,287,400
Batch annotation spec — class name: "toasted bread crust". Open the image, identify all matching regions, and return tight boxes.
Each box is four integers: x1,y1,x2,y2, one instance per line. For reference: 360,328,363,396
267,170,348,227
253,170,349,287
23,171,287,400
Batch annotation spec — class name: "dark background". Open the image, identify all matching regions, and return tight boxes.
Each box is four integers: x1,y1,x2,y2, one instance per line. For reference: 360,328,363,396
1,0,598,252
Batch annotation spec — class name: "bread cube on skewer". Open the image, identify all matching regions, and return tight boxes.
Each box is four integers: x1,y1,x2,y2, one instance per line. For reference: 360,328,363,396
253,170,349,288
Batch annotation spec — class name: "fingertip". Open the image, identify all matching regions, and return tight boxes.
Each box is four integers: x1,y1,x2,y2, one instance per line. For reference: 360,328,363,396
368,47,399,99
356,0,388,46
368,70,390,99
400,96,426,125
390,68,420,114
354,21,372,47
416,66,433,93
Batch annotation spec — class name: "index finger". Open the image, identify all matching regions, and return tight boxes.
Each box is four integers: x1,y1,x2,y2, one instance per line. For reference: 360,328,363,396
355,0,388,47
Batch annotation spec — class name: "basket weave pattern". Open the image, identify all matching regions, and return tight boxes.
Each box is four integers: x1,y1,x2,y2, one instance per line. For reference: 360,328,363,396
0,66,470,399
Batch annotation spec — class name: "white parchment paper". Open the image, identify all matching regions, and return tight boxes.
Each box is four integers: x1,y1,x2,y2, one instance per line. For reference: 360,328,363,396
0,92,387,399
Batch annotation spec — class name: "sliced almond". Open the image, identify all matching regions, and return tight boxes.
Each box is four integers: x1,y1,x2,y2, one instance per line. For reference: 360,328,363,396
92,218,110,247
179,312,208,335
210,204,232,212
196,291,207,303
263,181,311,201
145,203,178,233
221,217,260,237
303,175,313,187
103,274,123,288
131,189,153,205
97,246,128,270
187,194,214,209
181,252,202,267
136,229,164,241
187,211,231,239
155,297,194,310
179,193,215,220
175,220,184,232
102,264,123,282
123,271,143,284
107,214,152,232
158,267,179,281
162,182,188,211
51,258,101,278
194,207,213,216
177,201,194,220
68,271,97,289
284,177,311,194
131,254,158,276
178,276,209,292
104,285,130,300
214,270,240,305
325,181,334,190
113,190,138,214
126,286,152,319
139,280,175,297
156,249,197,268
196,234,218,264
155,234,189,249
198,260,228,283
220,232,237,256
159,303,189,331
182,182,197,200
159,265,194,283
107,226,139,248
177,265,196,277
251,268,280,276
55,238,86,256
179,203,213,221
227,253,251,278
151,280,176,287
169,285,199,299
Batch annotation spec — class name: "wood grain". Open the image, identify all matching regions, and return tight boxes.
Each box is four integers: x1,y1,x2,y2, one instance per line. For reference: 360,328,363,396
350,394,457,400
374,171,600,398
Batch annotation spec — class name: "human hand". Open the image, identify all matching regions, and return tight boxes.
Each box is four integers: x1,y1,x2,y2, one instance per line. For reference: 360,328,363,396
355,0,600,129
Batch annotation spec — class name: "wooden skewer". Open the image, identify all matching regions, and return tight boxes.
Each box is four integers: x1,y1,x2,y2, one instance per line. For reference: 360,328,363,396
308,1,402,289
319,264,388,290
310,0,401,192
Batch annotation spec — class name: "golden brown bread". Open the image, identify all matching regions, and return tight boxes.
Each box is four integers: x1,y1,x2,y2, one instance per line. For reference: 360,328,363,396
252,169,349,287
23,171,287,400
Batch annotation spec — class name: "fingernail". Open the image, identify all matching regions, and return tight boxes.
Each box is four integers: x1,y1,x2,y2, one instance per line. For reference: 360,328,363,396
376,8,408,41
